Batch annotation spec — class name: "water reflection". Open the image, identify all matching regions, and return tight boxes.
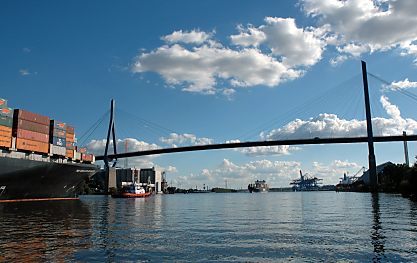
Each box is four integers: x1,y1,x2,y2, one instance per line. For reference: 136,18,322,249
370,193,386,262
0,200,92,262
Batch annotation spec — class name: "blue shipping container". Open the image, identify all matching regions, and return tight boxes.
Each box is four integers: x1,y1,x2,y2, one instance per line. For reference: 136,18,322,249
0,107,13,118
51,128,66,138
51,136,66,147
50,120,67,130
0,116,13,127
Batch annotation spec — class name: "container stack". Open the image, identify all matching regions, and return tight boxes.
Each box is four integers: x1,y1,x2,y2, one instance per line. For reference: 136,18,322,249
50,120,67,156
0,98,13,148
78,147,94,163
13,109,50,154
66,125,75,159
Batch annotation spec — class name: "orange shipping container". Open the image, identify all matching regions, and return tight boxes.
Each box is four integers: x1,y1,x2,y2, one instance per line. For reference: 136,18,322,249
15,129,49,143
66,133,75,141
14,109,50,125
0,125,12,134
66,149,74,159
0,135,12,148
0,129,12,138
16,138,49,154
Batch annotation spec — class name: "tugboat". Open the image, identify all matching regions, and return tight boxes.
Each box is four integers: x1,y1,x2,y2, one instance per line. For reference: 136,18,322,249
111,182,151,198
248,180,269,193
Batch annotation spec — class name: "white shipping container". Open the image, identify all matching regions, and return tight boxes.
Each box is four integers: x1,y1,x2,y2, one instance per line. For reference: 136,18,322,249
74,151,81,160
50,144,66,156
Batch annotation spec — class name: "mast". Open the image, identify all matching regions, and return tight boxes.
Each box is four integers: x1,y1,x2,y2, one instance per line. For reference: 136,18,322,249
361,61,377,191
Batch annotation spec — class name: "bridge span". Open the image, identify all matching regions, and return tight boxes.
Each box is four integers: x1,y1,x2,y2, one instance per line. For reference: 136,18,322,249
96,134,417,160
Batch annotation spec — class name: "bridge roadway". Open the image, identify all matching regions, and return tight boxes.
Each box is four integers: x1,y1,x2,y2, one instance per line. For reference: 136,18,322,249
95,135,417,160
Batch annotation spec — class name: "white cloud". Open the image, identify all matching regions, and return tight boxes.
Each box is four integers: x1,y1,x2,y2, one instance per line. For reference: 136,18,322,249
159,133,214,147
86,138,160,168
231,17,326,67
262,95,417,140
225,139,299,156
230,24,267,47
133,1,417,92
162,29,212,44
19,69,31,76
22,47,31,53
329,55,348,66
310,160,362,185
164,165,178,173
133,43,301,94
388,78,417,90
222,88,236,100
302,0,417,59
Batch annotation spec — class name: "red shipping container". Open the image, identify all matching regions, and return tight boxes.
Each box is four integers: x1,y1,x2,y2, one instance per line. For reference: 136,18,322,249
16,138,49,153
79,147,87,153
0,135,11,148
14,109,50,125
13,119,50,134
82,153,93,162
15,129,49,143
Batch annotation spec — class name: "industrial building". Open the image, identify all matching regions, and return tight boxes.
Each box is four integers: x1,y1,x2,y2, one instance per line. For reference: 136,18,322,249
115,167,165,194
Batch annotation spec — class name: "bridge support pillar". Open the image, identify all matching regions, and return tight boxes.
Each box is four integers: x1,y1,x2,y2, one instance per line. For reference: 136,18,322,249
362,61,378,191
106,167,117,194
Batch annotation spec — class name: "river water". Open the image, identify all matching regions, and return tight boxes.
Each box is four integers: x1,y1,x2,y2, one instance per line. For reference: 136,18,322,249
1,192,416,262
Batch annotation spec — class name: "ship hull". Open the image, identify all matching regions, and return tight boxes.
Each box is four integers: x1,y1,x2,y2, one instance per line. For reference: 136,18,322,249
0,156,99,201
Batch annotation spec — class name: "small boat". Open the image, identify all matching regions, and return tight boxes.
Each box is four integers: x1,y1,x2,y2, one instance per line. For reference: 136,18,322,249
111,182,152,198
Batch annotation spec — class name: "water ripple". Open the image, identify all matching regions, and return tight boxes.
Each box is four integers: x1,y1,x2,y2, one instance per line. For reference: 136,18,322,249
1,193,417,262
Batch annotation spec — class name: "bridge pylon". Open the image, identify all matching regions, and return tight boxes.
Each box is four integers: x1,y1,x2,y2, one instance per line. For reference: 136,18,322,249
361,61,377,191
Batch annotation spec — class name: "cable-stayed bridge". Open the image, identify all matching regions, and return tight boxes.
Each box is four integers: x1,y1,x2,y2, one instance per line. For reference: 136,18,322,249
91,61,417,191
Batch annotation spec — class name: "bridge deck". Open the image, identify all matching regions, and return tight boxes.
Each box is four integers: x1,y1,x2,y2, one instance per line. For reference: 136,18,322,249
96,135,417,160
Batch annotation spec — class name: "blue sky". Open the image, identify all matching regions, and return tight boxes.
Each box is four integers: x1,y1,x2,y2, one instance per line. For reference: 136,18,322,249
2,0,417,188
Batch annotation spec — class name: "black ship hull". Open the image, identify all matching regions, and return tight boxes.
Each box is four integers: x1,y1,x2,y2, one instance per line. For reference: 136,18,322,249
0,156,99,201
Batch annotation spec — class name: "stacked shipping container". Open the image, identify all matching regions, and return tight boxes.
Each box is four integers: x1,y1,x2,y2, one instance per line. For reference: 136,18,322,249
0,98,13,148
0,97,95,163
66,125,75,159
13,109,50,154
50,120,66,156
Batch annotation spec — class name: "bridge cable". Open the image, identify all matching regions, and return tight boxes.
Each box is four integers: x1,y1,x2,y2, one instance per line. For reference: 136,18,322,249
78,109,110,146
116,107,181,141
237,74,362,141
368,72,417,103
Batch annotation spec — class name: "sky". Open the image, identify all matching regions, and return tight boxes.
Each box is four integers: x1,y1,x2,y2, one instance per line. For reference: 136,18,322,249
2,0,417,189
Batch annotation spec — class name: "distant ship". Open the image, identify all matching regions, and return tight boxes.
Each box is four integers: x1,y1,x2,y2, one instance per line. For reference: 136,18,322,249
248,180,269,193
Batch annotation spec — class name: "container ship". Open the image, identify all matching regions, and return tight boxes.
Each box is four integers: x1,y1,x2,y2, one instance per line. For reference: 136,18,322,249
0,97,99,202
248,180,269,193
